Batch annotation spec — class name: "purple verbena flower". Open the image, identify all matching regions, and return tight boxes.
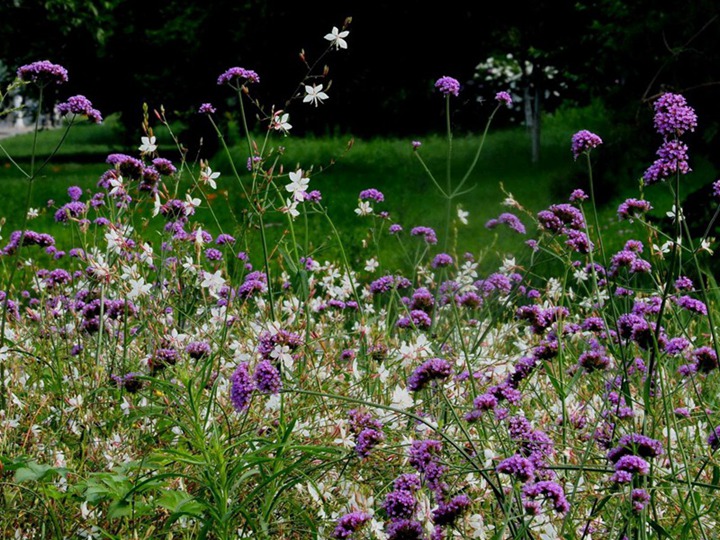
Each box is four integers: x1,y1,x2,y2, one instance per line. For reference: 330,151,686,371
359,188,384,202
17,60,68,86
495,91,512,107
332,512,371,539
56,95,102,123
198,102,216,114
253,360,282,394
407,358,452,391
496,454,536,482
217,66,260,85
652,92,697,137
230,362,254,411
571,130,603,160
435,76,460,97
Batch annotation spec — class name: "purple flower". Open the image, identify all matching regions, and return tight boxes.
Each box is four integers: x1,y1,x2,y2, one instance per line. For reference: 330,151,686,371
675,295,707,315
396,309,432,330
253,360,282,394
606,433,664,463
17,60,68,86
713,179,720,200
389,223,403,234
571,130,603,160
569,189,588,202
56,95,102,123
611,455,650,483
522,481,570,513
708,425,720,450
386,520,424,540
198,102,216,114
652,92,697,137
631,489,650,512
410,226,438,244
382,489,416,519
355,428,385,458
435,76,460,97
394,473,422,492
230,362,254,411
152,158,177,176
412,140,422,149
694,346,718,373
496,454,536,482
617,198,652,221
495,91,512,107
332,511,371,539
359,188,384,202
408,439,443,474
486,212,526,234
205,247,223,261
643,140,691,185
185,340,212,359
407,358,452,391
431,253,453,268
217,66,260,85
432,494,472,526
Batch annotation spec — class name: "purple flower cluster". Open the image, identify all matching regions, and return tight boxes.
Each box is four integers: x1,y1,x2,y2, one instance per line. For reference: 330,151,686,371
369,274,411,294
537,202,593,253
434,76,460,97
110,372,143,393
407,358,452,391
410,226,438,245
396,309,432,330
571,130,603,160
693,346,718,373
495,91,512,107
643,140,692,185
359,188,384,202
606,433,664,463
230,362,254,411
257,328,303,361
238,270,268,299
198,103,216,114
2,230,55,256
17,60,68,86
56,95,102,123
674,295,707,315
432,493,472,526
431,253,453,268
708,425,720,451
217,66,260,85
485,212,526,234
617,198,652,221
652,92,697,137
332,511,371,539
522,480,570,514
496,454,536,482
185,340,211,359
631,488,651,512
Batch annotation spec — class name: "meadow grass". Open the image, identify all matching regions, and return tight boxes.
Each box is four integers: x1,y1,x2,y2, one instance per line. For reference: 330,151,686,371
1,41,719,540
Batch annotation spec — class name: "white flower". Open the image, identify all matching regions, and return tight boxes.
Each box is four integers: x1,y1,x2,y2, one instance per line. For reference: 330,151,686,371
391,386,413,410
108,175,124,197
26,208,39,219
286,169,310,201
457,207,469,225
200,166,220,190
324,26,349,50
355,201,373,216
271,111,292,134
281,198,300,219
184,194,201,215
699,238,714,255
666,204,684,222
201,270,226,295
364,258,379,272
127,277,152,299
138,135,157,154
303,84,329,107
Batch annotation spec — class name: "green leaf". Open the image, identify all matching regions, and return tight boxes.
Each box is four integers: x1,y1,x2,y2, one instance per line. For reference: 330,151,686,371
108,498,133,519
157,490,206,517
14,461,67,483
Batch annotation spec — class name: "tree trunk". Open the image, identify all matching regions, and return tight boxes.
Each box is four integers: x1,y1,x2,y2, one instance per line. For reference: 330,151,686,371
523,85,541,164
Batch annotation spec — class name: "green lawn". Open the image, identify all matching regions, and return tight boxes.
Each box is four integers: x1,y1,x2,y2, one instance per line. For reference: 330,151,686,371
3,103,709,279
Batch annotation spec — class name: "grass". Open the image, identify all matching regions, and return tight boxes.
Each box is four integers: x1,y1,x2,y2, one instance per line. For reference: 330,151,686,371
0,108,592,278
